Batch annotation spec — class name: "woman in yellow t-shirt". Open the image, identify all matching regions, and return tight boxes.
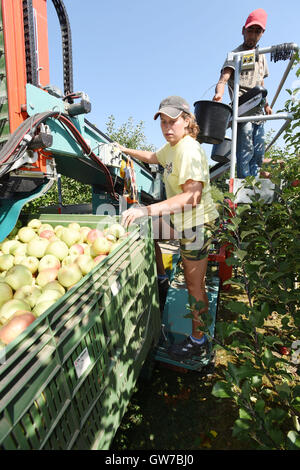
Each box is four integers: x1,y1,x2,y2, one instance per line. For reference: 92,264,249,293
116,96,219,362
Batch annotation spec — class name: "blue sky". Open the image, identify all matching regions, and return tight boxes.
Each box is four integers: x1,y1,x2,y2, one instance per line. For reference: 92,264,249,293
46,0,300,162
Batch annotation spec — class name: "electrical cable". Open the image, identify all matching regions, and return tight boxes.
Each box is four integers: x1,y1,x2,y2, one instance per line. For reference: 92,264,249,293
0,111,119,200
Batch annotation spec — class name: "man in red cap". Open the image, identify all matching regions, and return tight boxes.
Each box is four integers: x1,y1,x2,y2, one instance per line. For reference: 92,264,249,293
213,8,272,178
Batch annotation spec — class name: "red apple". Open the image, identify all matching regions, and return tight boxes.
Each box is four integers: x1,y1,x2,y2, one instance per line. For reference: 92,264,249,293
69,243,84,256
93,254,107,265
86,229,103,245
36,267,59,287
39,229,55,240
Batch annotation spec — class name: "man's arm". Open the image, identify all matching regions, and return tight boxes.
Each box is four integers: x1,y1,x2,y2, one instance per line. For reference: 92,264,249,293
213,67,233,102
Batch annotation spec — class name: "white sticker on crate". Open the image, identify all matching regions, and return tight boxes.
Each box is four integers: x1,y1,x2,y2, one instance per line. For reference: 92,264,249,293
111,280,121,296
74,347,92,379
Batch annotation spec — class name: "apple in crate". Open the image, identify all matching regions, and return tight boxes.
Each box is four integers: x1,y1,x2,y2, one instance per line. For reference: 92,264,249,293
4,265,33,291
36,267,59,288
91,237,112,256
27,237,49,258
107,223,126,239
33,299,57,317
1,240,20,255
38,223,53,235
27,218,42,230
60,227,80,247
18,256,39,274
18,226,36,243
42,280,65,296
0,298,31,324
69,243,84,256
79,226,92,242
0,312,36,345
9,241,27,257
86,229,103,245
0,282,13,308
38,254,61,272
45,239,69,261
0,254,14,272
57,263,83,288
39,229,55,240
76,254,95,275
14,285,42,308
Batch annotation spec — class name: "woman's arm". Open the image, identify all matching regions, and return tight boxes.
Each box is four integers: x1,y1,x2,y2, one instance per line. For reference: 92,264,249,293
116,144,159,164
121,179,203,227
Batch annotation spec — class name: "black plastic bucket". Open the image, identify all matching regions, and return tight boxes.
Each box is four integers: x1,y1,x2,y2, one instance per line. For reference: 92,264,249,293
211,137,232,163
194,100,232,145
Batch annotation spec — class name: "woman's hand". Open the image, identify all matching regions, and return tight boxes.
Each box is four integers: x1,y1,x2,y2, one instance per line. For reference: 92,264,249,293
113,142,127,153
121,206,148,228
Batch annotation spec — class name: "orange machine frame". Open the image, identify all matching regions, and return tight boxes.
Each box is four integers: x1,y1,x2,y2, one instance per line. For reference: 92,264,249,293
2,0,50,133
2,0,50,171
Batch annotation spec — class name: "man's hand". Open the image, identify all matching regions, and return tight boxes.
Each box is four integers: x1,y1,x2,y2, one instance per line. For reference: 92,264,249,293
265,105,272,115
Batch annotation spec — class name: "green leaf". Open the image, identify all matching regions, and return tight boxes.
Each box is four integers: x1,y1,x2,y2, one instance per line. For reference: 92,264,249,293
227,301,249,315
232,419,251,437
211,381,232,398
239,408,252,420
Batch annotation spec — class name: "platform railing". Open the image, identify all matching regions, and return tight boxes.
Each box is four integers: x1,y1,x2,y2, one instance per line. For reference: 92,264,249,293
229,43,299,184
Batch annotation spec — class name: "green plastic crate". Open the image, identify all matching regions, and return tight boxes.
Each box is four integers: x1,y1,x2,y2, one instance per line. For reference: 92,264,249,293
0,214,161,449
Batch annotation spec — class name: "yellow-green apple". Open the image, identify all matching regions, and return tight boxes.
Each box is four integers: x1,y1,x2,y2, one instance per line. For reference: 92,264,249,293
18,226,36,243
0,254,14,271
33,299,57,317
91,237,112,256
42,280,65,296
9,241,27,257
17,255,39,274
79,226,92,242
38,254,61,272
1,239,19,254
0,282,13,308
27,237,49,258
45,239,69,261
61,254,79,266
38,223,53,235
35,289,62,304
27,218,42,230
4,264,33,291
14,285,42,308
36,267,59,287
68,222,81,231
76,254,95,275
60,227,80,247
107,223,126,239
57,263,82,288
0,298,31,323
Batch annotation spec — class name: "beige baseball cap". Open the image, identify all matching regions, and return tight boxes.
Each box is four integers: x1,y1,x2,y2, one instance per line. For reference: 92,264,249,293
154,95,191,120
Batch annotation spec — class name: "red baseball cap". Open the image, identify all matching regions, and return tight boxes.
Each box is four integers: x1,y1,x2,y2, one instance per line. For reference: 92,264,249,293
244,8,267,30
